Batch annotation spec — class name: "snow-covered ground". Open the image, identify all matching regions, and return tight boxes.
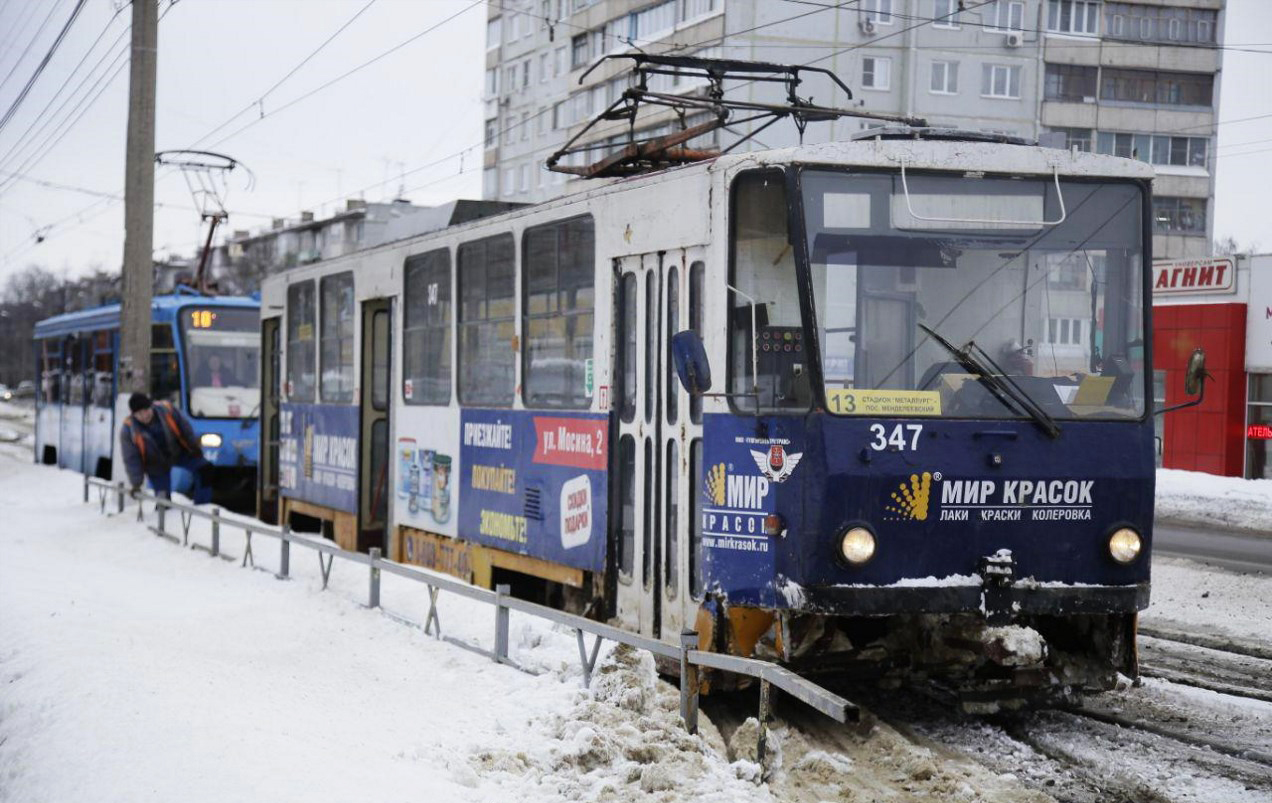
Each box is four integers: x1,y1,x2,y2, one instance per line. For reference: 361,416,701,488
1155,468,1272,533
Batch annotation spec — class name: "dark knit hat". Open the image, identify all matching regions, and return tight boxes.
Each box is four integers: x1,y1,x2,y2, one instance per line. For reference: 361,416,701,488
128,392,153,413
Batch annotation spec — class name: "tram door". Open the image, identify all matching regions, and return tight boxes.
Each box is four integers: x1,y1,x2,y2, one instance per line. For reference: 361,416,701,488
612,250,703,638
258,316,281,523
358,299,392,549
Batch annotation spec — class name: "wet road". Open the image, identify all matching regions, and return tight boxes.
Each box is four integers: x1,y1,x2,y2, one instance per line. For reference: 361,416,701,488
1154,522,1272,574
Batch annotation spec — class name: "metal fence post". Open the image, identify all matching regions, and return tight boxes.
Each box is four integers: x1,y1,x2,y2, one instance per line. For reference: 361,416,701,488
156,499,166,537
210,508,220,558
757,678,772,777
117,482,125,514
368,547,381,608
680,629,700,735
493,583,511,665
82,473,89,503
277,525,290,579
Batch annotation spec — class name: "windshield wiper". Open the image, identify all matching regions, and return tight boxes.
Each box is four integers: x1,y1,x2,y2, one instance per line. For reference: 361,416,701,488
919,324,1061,439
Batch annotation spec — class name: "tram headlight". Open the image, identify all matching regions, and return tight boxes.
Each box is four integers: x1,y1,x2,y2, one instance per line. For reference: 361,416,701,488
838,526,876,565
200,433,222,449
1108,527,1142,564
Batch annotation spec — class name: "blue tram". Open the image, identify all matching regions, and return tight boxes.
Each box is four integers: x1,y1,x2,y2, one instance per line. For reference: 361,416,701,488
260,133,1198,705
33,292,261,507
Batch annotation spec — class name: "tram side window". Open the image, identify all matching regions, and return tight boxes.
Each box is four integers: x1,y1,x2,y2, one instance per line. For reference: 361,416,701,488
666,265,679,424
287,281,317,402
150,324,181,405
403,248,452,405
320,272,356,403
689,261,704,424
40,340,61,404
618,434,635,578
689,438,703,599
729,170,810,413
617,272,637,423
522,216,594,409
458,234,516,406
92,331,113,407
65,337,84,406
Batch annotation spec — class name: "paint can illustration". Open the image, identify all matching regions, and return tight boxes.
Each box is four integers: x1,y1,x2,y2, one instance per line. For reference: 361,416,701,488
431,453,451,523
398,438,416,498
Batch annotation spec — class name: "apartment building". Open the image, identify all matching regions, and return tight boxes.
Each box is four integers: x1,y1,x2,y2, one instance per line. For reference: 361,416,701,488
482,0,1224,259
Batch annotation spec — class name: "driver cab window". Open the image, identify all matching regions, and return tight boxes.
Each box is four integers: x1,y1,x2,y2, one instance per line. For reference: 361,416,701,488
728,170,810,413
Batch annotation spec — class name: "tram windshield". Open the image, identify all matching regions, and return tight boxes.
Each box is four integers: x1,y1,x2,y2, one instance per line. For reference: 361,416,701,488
798,169,1146,421
180,307,260,419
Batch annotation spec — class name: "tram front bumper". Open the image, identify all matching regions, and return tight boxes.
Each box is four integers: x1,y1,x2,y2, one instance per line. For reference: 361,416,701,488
796,580,1149,617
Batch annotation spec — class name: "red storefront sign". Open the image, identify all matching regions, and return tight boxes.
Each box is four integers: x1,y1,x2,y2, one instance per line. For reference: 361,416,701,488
1248,424,1272,440
1152,257,1235,295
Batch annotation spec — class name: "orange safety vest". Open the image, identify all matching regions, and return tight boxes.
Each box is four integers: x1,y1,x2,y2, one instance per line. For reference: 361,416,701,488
126,401,193,467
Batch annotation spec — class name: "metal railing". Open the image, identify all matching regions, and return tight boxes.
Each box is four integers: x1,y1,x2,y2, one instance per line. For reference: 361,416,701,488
83,475,859,774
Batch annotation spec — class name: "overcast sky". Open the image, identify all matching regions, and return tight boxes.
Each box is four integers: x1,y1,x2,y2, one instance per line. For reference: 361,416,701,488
0,0,1269,282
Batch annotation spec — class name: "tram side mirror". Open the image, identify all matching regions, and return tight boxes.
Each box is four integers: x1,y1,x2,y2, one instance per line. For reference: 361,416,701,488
671,330,712,396
1184,348,1207,396
1157,348,1209,415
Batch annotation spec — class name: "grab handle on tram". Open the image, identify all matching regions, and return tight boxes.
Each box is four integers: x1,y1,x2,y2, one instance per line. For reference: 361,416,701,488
898,161,1068,228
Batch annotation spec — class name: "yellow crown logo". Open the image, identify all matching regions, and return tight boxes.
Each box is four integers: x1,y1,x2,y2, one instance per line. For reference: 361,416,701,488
705,463,727,505
885,472,932,521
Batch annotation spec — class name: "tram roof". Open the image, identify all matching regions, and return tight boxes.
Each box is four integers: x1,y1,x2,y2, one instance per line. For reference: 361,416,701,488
33,293,258,339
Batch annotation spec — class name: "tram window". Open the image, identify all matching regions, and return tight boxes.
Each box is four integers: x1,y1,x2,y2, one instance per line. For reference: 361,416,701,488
642,437,654,588
93,331,113,408
319,272,356,403
150,324,181,406
617,272,637,423
458,233,516,406
403,248,452,405
666,266,679,424
645,272,658,423
65,337,84,406
618,434,635,578
729,170,810,413
689,438,703,599
40,340,61,404
522,216,594,409
665,439,678,596
286,281,317,402
689,261,704,424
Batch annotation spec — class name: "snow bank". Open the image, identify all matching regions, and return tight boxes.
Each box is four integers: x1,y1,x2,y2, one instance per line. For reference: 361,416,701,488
1145,555,1272,644
1155,468,1272,533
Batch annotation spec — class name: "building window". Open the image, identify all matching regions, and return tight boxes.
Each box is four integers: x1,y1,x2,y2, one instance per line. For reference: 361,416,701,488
522,216,595,409
863,0,892,23
319,272,355,403
929,60,958,94
1103,3,1217,45
520,111,529,141
1048,127,1092,151
403,249,451,405
1152,196,1207,234
571,33,589,68
521,60,531,89
981,64,1021,99
458,234,516,406
486,17,501,50
519,164,529,192
1047,0,1099,35
862,57,891,90
485,68,499,97
1046,317,1084,345
932,0,959,28
484,117,498,148
554,45,567,76
539,53,550,84
682,0,717,23
1100,68,1213,108
1247,375,1272,478
1044,63,1097,102
1095,131,1208,168
988,0,1024,31
286,281,316,402
503,168,515,197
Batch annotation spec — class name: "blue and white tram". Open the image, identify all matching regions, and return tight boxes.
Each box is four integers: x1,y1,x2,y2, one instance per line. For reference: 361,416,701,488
262,133,1183,701
33,293,261,507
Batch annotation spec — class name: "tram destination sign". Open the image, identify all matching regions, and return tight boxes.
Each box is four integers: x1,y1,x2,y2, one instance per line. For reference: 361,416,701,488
1152,257,1235,296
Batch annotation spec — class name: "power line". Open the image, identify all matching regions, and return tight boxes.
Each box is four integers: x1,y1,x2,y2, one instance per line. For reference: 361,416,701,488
0,0,89,135
185,0,382,151
0,5,128,172
0,0,69,99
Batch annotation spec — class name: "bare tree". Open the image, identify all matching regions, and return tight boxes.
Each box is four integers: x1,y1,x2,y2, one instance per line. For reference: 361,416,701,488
1212,235,1260,257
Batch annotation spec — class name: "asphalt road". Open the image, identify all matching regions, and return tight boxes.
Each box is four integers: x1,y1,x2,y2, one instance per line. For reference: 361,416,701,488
1154,522,1272,575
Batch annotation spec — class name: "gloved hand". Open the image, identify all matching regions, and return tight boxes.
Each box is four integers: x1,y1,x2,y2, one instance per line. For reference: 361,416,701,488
129,485,141,499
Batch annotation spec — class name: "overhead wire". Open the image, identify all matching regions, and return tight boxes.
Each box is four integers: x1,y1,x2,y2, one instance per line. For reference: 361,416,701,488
0,0,68,99
0,0,89,134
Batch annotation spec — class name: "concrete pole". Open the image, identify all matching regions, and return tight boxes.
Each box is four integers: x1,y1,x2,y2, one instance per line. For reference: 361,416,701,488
118,0,158,393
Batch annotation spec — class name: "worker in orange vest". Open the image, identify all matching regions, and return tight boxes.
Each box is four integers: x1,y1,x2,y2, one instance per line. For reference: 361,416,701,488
119,392,212,502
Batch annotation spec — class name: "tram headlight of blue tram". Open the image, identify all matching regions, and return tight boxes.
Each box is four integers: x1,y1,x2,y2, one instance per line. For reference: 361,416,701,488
838,526,877,565
200,433,222,449
1107,527,1143,564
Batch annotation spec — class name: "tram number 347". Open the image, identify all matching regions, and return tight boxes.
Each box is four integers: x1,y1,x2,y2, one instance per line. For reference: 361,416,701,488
869,423,923,452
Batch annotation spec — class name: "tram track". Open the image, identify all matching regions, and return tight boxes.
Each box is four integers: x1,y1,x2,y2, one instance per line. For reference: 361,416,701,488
1137,630,1272,705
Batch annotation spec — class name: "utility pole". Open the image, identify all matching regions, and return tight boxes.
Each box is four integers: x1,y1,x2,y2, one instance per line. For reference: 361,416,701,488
118,0,158,394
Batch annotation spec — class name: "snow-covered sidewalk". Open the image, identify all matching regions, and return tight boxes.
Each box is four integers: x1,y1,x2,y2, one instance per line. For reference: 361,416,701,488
1155,468,1272,534
0,458,770,803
